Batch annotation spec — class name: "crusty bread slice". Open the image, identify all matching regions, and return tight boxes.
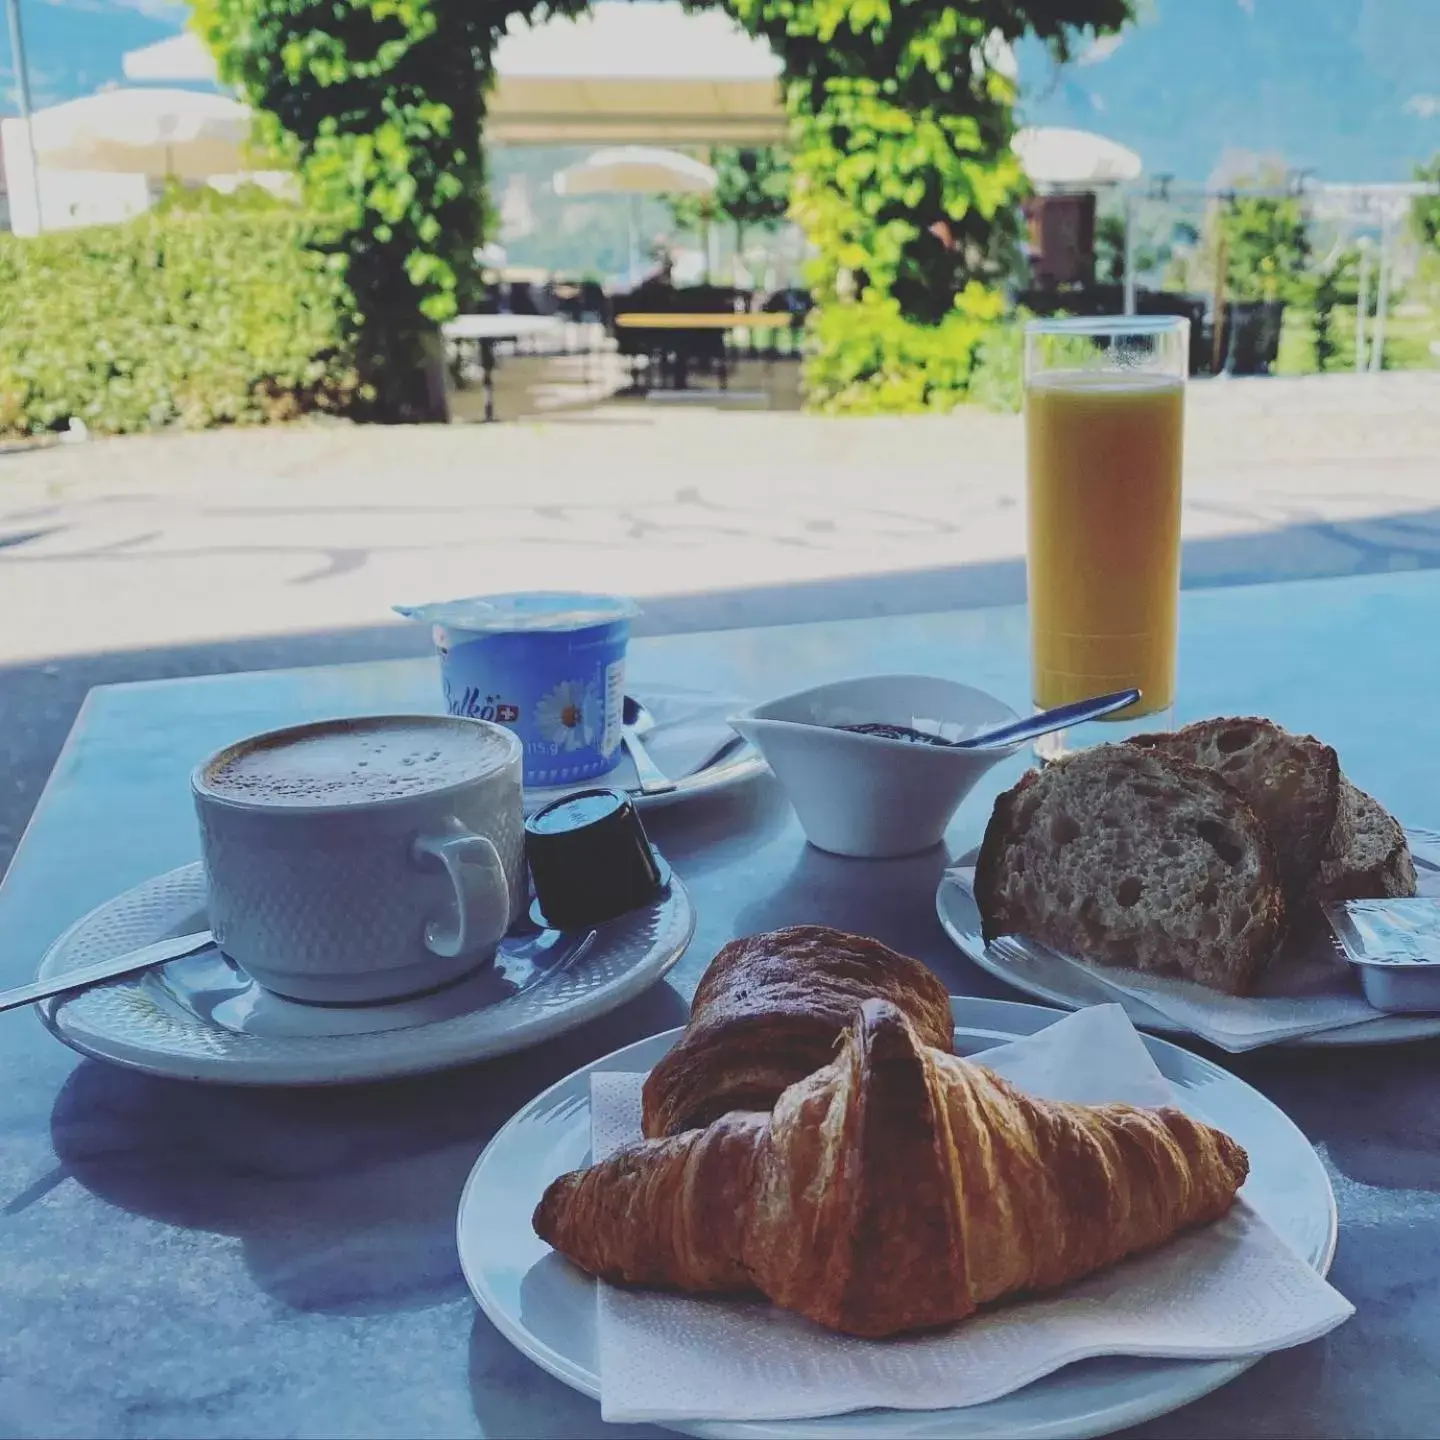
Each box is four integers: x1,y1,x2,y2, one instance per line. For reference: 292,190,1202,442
974,745,1285,995
1128,717,1340,905
1311,779,1417,904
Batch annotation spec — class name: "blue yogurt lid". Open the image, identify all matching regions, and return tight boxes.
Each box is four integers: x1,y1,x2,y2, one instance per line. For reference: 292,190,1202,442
394,591,641,635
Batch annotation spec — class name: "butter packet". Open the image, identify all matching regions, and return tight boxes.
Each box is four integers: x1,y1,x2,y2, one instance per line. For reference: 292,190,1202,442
1325,898,1440,1013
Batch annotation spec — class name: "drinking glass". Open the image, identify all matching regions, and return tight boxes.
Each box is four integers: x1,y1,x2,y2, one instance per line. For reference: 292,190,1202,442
1023,315,1190,759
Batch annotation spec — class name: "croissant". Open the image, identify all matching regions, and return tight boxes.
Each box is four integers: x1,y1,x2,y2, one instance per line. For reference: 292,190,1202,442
640,924,954,1137
536,1000,1249,1338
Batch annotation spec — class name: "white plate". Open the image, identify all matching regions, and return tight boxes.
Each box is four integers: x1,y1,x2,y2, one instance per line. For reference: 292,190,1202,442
937,828,1440,1050
457,996,1337,1440
36,861,694,1085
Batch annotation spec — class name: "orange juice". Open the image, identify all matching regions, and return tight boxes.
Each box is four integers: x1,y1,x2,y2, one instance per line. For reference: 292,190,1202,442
1025,371,1184,716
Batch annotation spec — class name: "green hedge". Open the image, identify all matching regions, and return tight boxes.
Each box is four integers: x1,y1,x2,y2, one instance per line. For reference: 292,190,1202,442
0,211,359,437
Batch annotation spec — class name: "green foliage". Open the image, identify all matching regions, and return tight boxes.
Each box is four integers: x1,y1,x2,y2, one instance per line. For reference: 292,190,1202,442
1309,264,1343,373
1094,211,1126,284
192,0,1130,419
151,178,293,215
1093,208,1170,285
192,0,588,419
667,146,792,254
0,212,356,437
1412,154,1440,251
1217,188,1312,304
803,282,1008,413
724,0,1133,411
966,310,1030,413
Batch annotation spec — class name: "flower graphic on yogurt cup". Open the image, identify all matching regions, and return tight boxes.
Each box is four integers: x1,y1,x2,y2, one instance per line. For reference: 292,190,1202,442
535,679,598,751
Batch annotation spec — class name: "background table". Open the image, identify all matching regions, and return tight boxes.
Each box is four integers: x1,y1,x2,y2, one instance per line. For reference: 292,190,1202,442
612,313,798,330
441,314,564,421
2,569,1439,1438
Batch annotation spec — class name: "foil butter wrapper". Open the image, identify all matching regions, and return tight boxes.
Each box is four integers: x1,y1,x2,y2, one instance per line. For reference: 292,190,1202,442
1326,898,1440,1013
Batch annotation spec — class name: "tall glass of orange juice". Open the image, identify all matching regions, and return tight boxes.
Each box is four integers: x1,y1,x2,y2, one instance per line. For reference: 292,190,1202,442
1024,315,1189,758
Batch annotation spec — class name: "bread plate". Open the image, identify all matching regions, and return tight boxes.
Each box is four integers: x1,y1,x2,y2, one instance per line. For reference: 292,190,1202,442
938,828,1440,1049
458,996,1336,1440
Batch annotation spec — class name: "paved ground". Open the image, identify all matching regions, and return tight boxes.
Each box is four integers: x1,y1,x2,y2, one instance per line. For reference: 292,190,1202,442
4,368,1440,868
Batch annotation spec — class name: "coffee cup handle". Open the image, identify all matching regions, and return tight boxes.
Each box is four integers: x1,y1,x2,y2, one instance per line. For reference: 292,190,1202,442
413,828,511,960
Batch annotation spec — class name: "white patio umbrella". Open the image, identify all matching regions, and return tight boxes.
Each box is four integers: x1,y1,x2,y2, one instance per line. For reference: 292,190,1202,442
1014,126,1142,188
29,88,253,180
122,32,218,84
554,146,717,284
553,146,718,197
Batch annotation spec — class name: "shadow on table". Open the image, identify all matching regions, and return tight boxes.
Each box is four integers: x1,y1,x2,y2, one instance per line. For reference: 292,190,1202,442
48,980,689,1319
730,839,960,970
640,772,791,875
1222,1040,1440,1193
1119,1339,1336,1440
8,502,1440,878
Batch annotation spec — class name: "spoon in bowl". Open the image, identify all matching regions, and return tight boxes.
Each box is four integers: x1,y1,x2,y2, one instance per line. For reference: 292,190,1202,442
837,688,1142,751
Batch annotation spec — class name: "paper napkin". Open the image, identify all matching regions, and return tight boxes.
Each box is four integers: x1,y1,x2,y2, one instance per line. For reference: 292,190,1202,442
587,1004,1352,1424
594,683,748,790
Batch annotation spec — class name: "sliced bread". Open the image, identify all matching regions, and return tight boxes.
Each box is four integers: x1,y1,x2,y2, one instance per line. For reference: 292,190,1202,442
974,744,1285,995
1128,716,1340,904
1311,779,1417,904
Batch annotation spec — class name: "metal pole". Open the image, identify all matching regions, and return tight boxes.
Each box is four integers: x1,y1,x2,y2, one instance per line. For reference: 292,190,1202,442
4,0,43,232
1122,190,1136,315
1354,241,1370,374
1370,213,1392,374
1210,224,1228,376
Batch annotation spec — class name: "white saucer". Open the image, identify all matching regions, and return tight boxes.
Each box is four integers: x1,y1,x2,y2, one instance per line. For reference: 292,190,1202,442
36,861,694,1085
937,827,1440,1049
457,996,1337,1440
522,681,767,815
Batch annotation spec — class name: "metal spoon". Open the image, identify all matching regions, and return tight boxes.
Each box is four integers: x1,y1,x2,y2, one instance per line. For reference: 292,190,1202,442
957,689,1143,749
0,929,217,1014
622,695,678,796
839,689,1142,751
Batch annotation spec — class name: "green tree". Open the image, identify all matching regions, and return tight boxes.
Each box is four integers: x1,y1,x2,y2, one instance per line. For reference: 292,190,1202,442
1411,154,1440,250
193,0,589,421
667,146,792,266
727,0,1133,411
1216,189,1312,304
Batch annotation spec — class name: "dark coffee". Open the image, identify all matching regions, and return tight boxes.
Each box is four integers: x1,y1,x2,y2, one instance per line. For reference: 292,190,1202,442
836,722,949,747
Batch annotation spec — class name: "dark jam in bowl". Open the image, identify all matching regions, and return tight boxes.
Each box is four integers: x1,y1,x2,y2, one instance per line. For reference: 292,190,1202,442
836,722,949,746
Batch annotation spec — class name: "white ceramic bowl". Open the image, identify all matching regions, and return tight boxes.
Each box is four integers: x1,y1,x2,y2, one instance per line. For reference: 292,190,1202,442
730,674,1022,859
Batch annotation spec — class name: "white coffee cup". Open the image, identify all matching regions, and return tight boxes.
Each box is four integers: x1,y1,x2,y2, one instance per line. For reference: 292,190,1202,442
191,714,525,1004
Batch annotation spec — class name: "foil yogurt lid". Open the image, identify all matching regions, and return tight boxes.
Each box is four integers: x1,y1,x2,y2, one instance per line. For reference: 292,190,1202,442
394,591,640,634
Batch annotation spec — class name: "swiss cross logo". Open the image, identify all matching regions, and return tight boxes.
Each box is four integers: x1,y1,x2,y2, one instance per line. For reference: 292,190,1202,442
445,684,520,725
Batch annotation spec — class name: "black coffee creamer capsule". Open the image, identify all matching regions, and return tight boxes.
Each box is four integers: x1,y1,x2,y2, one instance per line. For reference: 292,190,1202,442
525,788,667,930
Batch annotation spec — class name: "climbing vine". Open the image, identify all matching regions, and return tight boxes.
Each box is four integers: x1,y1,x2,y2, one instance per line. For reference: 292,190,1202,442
195,0,1131,419
726,0,1133,411
193,0,589,420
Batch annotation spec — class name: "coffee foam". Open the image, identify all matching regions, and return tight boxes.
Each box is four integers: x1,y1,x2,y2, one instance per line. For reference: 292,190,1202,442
204,717,510,807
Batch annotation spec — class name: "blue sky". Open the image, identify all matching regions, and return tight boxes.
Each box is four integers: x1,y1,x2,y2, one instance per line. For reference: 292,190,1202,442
4,0,1439,181
2,0,187,108
1016,0,1440,181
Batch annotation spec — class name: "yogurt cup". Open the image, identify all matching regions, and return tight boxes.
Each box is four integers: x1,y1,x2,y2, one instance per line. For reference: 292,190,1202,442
395,592,641,787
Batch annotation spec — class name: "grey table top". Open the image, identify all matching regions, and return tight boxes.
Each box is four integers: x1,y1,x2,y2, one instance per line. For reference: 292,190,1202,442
3,568,1439,1440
